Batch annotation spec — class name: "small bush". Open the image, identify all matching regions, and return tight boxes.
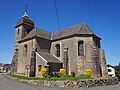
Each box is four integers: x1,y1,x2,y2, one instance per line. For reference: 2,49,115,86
49,73,54,77
60,68,66,76
40,68,47,78
53,72,61,77
79,74,90,79
71,71,75,77
86,69,92,77
66,75,73,77
29,71,35,77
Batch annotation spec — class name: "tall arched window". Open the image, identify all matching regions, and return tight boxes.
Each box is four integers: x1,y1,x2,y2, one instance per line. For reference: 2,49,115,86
55,44,60,57
24,44,27,56
78,41,84,56
17,29,19,35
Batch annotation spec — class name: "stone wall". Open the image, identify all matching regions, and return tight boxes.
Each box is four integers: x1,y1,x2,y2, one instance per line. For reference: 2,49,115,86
20,77,118,88
35,52,47,77
50,36,103,77
51,37,77,74
36,37,51,52
99,49,108,77
17,39,36,75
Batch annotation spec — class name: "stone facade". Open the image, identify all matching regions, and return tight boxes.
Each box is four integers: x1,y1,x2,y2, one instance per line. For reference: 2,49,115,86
50,36,107,77
17,39,36,75
12,11,108,77
18,77,118,88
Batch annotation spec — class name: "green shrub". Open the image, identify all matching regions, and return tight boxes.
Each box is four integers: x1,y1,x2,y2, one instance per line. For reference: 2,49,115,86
66,75,73,77
29,71,35,77
71,71,75,77
79,74,90,79
53,72,60,77
49,73,54,77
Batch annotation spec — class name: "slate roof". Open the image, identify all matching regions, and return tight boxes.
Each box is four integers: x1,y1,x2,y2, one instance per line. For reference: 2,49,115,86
52,23,94,40
107,64,115,68
19,27,51,42
19,23,97,42
37,51,62,63
16,17,34,28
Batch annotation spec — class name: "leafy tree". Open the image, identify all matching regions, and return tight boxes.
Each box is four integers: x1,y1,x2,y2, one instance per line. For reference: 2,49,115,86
119,62,120,67
115,62,120,77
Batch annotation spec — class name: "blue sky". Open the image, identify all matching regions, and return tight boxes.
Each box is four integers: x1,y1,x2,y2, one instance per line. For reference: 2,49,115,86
0,0,120,66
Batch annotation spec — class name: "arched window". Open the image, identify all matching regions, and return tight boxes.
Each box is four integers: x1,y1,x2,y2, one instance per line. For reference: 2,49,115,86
55,44,60,57
78,41,84,56
17,29,19,35
24,44,27,56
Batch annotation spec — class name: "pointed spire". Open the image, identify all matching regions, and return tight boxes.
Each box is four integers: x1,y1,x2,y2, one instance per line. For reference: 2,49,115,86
22,4,29,18
25,4,28,12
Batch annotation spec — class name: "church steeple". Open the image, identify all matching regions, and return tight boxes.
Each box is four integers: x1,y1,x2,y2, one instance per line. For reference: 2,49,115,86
15,5,34,28
22,4,29,18
22,11,29,18
15,5,34,43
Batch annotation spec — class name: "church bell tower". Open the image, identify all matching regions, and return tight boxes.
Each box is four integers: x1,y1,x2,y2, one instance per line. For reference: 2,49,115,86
12,6,35,74
14,7,34,46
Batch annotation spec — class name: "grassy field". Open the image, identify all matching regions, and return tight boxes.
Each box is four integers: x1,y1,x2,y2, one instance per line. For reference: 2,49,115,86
7,74,91,80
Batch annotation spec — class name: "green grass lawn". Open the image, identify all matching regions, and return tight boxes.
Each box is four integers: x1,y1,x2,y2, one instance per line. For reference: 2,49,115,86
7,74,91,80
7,74,26,79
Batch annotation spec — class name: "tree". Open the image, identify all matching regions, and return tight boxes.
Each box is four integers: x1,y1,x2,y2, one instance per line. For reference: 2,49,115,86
119,62,120,67
115,62,120,78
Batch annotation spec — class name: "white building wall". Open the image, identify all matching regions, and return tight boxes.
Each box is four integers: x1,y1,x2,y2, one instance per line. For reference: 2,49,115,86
107,66,115,77
0,67,4,72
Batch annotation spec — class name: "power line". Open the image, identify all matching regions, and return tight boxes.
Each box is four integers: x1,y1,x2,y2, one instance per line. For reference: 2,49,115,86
54,0,61,31
25,4,28,12
88,0,94,29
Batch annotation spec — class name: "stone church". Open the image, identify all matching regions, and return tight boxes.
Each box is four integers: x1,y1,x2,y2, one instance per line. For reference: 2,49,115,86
12,11,108,77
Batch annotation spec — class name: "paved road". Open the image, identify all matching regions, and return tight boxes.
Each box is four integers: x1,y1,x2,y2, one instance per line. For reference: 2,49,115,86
0,73,120,90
